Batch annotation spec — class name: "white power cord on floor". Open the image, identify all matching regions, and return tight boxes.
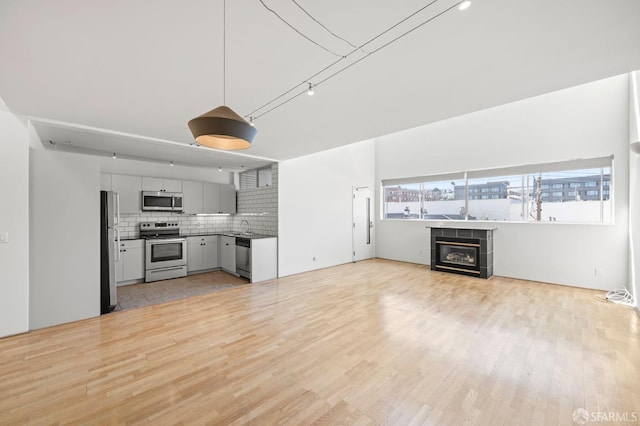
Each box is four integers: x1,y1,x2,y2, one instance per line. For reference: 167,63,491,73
605,287,636,307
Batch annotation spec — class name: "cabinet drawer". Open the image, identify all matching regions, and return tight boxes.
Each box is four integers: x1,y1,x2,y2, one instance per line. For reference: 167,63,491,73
120,239,144,249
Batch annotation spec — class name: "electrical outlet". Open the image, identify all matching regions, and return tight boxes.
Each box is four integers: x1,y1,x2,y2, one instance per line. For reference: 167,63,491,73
0,232,8,243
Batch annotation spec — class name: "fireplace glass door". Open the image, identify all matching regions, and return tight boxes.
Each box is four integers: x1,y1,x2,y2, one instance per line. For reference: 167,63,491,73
439,244,477,267
434,237,481,275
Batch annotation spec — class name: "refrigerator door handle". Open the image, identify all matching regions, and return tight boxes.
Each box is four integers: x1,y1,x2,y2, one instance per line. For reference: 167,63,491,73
115,228,121,261
115,193,120,226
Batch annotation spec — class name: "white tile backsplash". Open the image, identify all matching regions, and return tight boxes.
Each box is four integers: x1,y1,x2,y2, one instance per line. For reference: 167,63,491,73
233,163,278,236
118,212,233,239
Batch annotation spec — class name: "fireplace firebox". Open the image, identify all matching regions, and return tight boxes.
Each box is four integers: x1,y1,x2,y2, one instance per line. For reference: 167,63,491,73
435,237,480,275
430,227,495,279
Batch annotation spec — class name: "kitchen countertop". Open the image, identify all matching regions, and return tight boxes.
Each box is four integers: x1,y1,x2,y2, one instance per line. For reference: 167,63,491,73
184,232,276,240
121,233,277,241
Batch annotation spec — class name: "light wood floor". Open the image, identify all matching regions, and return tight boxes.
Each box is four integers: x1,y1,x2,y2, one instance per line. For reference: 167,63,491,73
1,259,638,425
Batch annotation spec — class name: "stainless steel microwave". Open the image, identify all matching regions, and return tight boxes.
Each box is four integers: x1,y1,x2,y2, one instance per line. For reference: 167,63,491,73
142,191,183,212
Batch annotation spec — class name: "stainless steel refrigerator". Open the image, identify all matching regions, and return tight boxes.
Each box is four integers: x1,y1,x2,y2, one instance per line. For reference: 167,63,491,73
100,190,120,314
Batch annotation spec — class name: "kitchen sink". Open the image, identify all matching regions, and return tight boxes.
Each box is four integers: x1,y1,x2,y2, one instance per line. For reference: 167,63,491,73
226,232,252,237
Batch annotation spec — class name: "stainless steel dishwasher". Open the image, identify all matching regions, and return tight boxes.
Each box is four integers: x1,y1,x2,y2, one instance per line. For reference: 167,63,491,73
235,237,251,279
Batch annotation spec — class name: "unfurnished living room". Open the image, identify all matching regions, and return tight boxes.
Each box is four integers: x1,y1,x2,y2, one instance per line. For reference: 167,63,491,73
1,1,640,424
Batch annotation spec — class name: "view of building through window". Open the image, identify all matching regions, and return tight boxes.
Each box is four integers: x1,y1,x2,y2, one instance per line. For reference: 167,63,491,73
382,159,612,223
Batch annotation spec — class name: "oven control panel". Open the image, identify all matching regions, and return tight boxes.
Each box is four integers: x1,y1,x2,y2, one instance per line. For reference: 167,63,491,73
140,222,179,231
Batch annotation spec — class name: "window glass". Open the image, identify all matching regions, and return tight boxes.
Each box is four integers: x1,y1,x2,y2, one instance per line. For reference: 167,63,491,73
240,166,273,189
422,179,466,220
383,183,421,219
239,170,257,189
258,168,272,187
467,175,522,221
381,157,612,224
530,167,611,223
383,179,466,220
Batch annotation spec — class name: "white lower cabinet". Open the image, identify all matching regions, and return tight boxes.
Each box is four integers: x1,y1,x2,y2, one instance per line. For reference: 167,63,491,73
250,238,278,283
116,239,145,285
187,236,219,273
220,236,236,274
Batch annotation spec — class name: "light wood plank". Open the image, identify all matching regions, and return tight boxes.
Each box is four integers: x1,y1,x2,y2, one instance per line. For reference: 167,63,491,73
0,259,638,424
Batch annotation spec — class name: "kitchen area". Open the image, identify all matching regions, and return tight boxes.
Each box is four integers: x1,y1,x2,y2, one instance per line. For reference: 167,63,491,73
100,164,279,313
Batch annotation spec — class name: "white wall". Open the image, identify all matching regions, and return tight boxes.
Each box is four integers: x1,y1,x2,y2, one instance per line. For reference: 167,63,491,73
100,157,233,185
29,149,101,329
0,101,30,337
279,140,375,277
376,74,630,290
628,71,640,307
629,147,640,304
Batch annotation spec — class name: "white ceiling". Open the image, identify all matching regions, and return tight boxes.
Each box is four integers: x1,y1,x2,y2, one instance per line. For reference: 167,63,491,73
1,0,639,169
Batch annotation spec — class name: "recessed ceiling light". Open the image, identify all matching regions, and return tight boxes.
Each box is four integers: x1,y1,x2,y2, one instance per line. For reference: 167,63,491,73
170,161,174,167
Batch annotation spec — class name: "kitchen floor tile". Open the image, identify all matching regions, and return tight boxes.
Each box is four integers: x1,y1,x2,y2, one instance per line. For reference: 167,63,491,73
115,271,248,311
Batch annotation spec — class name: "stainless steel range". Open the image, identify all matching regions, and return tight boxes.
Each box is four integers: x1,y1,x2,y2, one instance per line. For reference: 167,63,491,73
140,222,187,282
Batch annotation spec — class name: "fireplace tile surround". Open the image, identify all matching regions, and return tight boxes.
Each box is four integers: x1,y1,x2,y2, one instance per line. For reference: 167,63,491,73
429,227,495,279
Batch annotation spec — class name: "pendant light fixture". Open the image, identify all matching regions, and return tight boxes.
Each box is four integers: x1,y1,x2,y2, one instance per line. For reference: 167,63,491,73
188,0,256,150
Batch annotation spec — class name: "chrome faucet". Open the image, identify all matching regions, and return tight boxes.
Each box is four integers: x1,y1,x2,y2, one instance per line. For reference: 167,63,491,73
240,219,251,234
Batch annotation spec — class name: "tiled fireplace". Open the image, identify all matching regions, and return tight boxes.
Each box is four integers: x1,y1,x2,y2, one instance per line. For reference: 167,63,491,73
430,227,495,279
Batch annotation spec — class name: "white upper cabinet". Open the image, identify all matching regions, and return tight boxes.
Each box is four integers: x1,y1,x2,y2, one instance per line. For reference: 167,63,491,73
184,181,236,214
142,177,182,192
101,174,235,215
111,174,142,213
203,182,221,214
182,180,204,214
100,174,112,191
219,184,237,214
